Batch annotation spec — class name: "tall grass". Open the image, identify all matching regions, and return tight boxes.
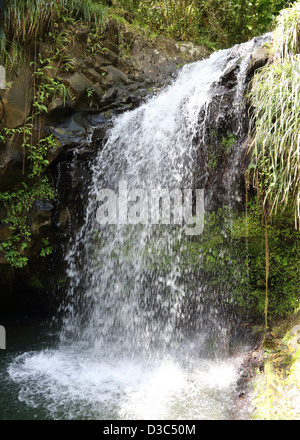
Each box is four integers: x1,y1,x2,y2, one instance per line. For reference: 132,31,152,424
3,0,107,44
249,1,300,229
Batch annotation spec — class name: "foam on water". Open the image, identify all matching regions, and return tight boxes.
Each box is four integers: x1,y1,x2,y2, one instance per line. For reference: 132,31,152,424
8,347,240,420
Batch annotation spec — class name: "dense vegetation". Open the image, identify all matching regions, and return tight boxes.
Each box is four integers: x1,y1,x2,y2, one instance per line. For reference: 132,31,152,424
111,0,297,48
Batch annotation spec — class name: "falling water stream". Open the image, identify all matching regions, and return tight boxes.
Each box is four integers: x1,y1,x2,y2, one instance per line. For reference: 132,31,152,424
1,35,271,420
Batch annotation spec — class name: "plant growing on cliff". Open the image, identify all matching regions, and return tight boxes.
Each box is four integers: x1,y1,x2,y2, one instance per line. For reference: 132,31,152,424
0,178,55,268
31,57,70,109
233,199,300,317
249,2,300,228
0,126,57,267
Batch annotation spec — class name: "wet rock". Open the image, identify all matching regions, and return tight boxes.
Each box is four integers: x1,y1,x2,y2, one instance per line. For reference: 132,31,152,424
48,98,67,113
46,138,62,165
116,56,134,74
105,50,119,67
64,55,87,73
193,42,269,211
0,223,11,241
0,98,4,122
94,54,112,68
101,87,119,106
176,41,210,59
0,130,24,180
84,68,103,83
28,199,54,235
31,199,54,217
55,206,70,230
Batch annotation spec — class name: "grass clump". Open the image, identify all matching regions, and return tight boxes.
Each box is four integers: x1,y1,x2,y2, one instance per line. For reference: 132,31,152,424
249,1,300,230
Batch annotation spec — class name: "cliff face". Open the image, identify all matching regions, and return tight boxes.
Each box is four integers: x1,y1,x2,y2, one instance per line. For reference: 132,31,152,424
0,19,210,313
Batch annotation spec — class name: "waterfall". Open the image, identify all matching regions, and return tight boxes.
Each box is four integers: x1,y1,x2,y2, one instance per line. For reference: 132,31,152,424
7,35,271,420
60,49,229,356
60,34,271,355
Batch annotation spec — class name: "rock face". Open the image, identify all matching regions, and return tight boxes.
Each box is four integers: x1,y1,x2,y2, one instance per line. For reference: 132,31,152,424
192,40,270,212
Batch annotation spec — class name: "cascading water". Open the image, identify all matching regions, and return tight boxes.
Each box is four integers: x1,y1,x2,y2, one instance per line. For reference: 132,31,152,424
5,35,271,420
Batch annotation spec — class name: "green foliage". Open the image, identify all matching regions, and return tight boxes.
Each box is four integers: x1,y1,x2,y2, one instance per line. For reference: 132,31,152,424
112,0,205,43
222,133,237,154
3,0,107,43
196,0,295,47
40,238,53,257
0,179,55,268
232,200,300,317
207,131,237,171
32,57,70,108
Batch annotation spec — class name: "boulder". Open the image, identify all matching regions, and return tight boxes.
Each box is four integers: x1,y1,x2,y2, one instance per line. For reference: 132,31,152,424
45,112,94,146
84,68,103,83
